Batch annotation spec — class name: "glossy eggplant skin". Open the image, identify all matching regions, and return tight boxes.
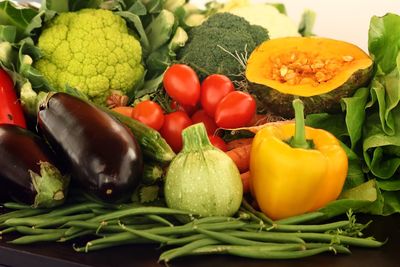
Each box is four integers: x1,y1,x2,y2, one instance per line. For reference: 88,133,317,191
0,124,65,206
37,93,143,203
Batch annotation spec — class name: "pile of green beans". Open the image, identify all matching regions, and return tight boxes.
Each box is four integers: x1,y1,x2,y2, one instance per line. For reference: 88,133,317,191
0,199,384,263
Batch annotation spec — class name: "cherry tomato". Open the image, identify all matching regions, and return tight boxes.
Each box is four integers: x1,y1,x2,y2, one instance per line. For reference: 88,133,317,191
111,106,134,118
160,111,192,153
208,135,228,152
0,69,26,128
163,64,200,107
215,91,256,129
191,110,218,135
170,100,198,117
200,74,235,118
131,100,165,131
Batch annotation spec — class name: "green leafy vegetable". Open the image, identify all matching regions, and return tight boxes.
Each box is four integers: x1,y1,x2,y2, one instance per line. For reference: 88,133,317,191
306,13,400,216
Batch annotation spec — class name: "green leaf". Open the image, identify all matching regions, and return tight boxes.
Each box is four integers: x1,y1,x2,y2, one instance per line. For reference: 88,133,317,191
69,0,102,11
116,11,150,57
139,185,160,203
146,45,172,76
144,0,164,14
369,13,400,74
269,3,287,15
0,0,41,40
0,25,16,42
363,108,400,179
135,73,164,98
341,87,369,149
17,39,52,91
377,179,400,191
127,1,147,15
381,191,400,215
318,180,382,219
41,0,69,12
306,113,348,140
298,9,316,37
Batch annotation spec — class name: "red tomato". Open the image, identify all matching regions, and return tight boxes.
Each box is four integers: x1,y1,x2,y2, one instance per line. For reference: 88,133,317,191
160,111,192,153
191,110,218,135
132,100,165,131
208,135,228,151
200,74,235,118
163,64,200,107
170,100,198,117
111,106,134,118
215,91,256,129
0,69,26,128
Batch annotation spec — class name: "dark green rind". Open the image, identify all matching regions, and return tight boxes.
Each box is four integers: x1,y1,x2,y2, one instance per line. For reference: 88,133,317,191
248,66,373,118
107,110,176,164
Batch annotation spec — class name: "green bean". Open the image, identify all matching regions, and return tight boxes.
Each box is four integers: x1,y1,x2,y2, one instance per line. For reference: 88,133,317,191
5,217,47,227
15,226,66,235
188,244,351,259
241,199,274,225
166,234,207,245
64,221,163,236
0,209,48,224
191,216,237,225
35,213,96,228
80,221,244,251
9,232,65,244
159,238,220,263
90,206,192,223
275,212,326,225
43,203,105,217
119,223,174,243
2,202,31,210
0,227,15,235
227,231,305,244
238,209,265,225
74,237,153,252
289,232,385,247
249,220,351,233
58,230,95,243
83,233,152,252
145,214,174,227
196,228,273,246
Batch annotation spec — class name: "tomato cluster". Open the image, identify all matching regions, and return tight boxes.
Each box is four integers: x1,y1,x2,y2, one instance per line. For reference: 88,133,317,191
162,64,256,152
113,64,256,153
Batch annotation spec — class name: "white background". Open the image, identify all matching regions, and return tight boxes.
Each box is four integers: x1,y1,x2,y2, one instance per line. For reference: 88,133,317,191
191,0,400,52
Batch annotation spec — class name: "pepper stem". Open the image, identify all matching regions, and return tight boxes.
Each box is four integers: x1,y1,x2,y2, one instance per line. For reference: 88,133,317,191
288,99,311,149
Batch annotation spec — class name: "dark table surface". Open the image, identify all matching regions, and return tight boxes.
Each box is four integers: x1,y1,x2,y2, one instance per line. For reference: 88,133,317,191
0,214,399,267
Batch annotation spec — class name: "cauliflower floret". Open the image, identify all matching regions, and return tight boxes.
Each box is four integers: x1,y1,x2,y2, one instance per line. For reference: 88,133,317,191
34,9,144,105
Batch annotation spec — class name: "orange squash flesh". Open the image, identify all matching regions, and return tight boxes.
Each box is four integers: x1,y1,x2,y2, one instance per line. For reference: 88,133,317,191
246,37,373,97
245,37,373,117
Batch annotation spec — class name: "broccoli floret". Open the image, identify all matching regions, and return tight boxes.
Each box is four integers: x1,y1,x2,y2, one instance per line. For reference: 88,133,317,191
177,12,269,80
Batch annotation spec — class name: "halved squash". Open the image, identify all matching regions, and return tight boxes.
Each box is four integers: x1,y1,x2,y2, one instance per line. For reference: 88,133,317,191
246,37,373,117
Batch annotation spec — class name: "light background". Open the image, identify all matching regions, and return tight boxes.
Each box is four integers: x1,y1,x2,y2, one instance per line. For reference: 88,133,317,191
191,0,400,52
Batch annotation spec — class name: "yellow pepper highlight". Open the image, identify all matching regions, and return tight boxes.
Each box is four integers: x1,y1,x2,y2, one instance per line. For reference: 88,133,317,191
250,123,348,220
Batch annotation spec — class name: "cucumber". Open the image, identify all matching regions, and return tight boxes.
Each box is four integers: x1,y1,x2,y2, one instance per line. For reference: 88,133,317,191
107,110,176,163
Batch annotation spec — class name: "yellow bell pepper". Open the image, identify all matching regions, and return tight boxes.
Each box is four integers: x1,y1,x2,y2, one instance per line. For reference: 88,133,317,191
250,99,348,220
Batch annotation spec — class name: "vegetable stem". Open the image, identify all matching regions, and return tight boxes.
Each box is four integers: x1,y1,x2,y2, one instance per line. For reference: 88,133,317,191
288,99,311,149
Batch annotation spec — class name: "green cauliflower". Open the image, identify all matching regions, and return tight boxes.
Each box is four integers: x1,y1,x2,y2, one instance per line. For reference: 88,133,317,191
34,9,144,105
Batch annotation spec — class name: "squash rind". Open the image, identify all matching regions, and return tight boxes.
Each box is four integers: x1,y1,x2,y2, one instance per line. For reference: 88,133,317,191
245,37,374,117
248,66,373,118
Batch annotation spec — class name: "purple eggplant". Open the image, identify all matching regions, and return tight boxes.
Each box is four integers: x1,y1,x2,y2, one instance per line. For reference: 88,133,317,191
0,124,69,208
37,93,143,203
